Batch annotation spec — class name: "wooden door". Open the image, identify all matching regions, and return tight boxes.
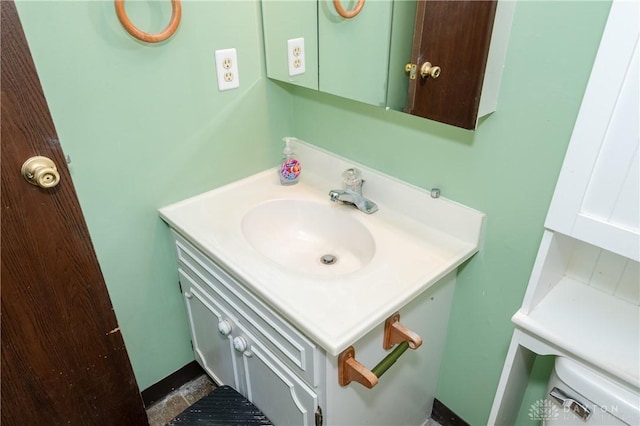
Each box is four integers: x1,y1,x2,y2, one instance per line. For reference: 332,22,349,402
1,1,148,424
405,0,497,129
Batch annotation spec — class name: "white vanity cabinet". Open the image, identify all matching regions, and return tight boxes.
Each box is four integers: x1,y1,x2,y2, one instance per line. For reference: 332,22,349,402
171,231,459,426
159,135,484,425
175,233,320,425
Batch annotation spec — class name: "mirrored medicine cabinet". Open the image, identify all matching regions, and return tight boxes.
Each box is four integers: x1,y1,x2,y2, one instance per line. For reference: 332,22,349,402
261,0,514,130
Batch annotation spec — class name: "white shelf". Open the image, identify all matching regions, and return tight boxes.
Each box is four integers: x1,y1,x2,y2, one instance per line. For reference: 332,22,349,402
489,4,639,424
513,277,639,390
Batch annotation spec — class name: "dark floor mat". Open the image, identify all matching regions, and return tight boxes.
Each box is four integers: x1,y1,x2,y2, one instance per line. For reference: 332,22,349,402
167,385,273,425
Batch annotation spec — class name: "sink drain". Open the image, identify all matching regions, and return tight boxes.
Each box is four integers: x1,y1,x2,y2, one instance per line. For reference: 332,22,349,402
320,254,337,265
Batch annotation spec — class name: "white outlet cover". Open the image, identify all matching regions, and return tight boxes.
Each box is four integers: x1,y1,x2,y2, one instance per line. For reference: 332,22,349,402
287,38,305,76
214,48,240,91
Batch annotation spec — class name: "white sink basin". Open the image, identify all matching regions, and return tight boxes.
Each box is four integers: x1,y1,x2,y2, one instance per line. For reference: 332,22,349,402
159,139,485,355
241,200,375,276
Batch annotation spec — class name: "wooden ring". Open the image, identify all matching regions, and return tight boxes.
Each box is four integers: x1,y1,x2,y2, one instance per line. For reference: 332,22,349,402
333,0,365,18
115,0,182,43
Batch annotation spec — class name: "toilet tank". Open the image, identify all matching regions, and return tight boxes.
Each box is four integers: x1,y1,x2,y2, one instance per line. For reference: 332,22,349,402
543,357,640,425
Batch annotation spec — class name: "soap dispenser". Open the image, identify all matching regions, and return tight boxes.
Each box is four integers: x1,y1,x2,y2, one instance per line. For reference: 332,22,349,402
279,137,301,185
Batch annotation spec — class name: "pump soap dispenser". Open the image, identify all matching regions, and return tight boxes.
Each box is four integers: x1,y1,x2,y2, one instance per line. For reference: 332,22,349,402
279,137,301,185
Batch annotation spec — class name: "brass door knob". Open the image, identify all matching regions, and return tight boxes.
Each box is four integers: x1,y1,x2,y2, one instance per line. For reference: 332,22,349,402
22,156,60,188
420,62,441,79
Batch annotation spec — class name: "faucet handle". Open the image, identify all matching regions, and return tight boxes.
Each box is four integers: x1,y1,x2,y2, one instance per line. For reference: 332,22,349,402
342,168,362,187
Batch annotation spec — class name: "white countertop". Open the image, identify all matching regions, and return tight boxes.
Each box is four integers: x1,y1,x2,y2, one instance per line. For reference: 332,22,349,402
159,140,485,355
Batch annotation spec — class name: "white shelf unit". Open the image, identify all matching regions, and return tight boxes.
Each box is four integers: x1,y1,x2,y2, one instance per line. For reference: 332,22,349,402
489,233,640,425
489,1,639,424
514,231,639,389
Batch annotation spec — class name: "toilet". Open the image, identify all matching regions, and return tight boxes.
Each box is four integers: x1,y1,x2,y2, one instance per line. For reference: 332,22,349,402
543,357,640,425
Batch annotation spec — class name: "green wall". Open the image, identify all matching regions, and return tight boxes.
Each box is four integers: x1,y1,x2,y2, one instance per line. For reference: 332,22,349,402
16,0,610,423
16,0,292,390
287,1,611,424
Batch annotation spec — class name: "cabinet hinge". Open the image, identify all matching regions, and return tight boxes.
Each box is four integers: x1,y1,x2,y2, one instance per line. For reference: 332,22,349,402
315,406,323,426
178,280,183,293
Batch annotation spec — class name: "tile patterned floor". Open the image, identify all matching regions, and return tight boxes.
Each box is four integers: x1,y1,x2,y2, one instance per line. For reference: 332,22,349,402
146,374,216,426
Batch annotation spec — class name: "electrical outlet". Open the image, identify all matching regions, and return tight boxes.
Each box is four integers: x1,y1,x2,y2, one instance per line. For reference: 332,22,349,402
214,48,240,91
287,38,305,76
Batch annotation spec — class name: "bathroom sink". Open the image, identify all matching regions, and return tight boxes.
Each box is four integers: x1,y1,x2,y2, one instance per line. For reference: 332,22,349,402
241,200,375,275
159,138,485,355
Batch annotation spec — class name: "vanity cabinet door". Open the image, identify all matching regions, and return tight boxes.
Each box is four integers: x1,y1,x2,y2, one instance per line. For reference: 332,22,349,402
405,0,498,129
174,234,318,386
233,323,319,426
180,269,318,425
180,270,240,389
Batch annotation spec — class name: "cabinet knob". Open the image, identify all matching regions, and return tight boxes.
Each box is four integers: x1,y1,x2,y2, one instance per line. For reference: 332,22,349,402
232,336,249,353
217,320,232,336
21,156,61,188
420,62,441,79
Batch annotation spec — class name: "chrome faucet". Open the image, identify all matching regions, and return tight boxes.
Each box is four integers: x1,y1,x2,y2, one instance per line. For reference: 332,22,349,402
328,168,378,214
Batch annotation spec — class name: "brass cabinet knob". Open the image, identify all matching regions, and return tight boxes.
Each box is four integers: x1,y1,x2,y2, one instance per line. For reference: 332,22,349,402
21,156,60,188
420,62,441,79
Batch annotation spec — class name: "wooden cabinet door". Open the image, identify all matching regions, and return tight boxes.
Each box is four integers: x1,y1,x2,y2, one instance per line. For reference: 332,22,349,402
405,0,497,129
1,1,147,423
